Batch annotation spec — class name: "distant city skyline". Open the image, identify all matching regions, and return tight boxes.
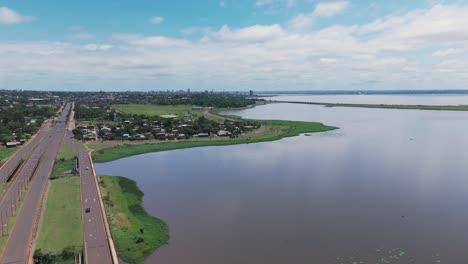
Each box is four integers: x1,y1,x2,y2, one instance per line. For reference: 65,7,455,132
1,0,468,91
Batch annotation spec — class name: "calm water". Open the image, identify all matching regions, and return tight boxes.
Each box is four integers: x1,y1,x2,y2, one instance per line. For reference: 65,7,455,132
96,101,468,263
264,94,468,105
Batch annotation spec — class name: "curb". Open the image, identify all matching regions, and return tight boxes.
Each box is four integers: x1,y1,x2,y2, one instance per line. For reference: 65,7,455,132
88,152,119,264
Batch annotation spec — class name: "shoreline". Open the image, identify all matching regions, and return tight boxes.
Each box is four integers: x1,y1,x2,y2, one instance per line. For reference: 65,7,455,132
92,119,338,163
272,100,468,111
91,108,337,263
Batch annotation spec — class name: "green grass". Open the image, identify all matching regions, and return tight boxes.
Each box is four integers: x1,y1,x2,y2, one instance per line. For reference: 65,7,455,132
56,142,76,161
99,176,169,264
0,148,18,165
113,104,223,123
281,101,468,111
92,120,337,163
35,177,83,257
52,143,77,178
113,104,195,116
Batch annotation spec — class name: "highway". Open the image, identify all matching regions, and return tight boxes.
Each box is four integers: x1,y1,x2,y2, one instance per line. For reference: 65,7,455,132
1,103,72,264
64,105,115,264
0,120,51,184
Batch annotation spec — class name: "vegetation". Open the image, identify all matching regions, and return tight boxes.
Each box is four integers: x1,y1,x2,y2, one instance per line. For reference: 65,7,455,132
0,148,18,165
283,101,468,111
35,177,83,262
0,104,55,144
92,120,337,163
113,104,195,116
52,143,77,178
99,176,169,264
122,93,256,108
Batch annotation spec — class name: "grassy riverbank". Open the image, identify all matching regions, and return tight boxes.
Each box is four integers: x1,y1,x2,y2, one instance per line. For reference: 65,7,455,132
35,176,83,262
98,176,169,264
92,120,337,163
281,101,468,111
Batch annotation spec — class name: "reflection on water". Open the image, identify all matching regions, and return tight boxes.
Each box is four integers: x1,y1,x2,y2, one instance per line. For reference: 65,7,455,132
96,102,468,263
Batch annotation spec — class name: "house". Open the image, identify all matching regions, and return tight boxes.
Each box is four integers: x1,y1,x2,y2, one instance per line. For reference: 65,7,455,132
217,130,231,137
155,133,166,140
177,134,186,139
198,133,209,137
113,114,121,122
160,114,178,119
122,133,131,140
5,142,19,148
100,127,112,134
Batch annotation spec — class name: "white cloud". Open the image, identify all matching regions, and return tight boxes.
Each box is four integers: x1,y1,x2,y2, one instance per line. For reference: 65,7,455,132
288,13,315,31
313,1,349,17
0,6,34,24
83,44,113,51
289,1,349,31
149,16,164,24
432,48,459,57
3,3,468,91
208,24,286,42
319,58,337,64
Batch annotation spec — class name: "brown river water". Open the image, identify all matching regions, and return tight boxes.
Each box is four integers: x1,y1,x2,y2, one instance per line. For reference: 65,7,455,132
96,98,468,263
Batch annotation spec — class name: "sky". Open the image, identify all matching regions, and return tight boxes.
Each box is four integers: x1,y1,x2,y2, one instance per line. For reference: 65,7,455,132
1,0,468,91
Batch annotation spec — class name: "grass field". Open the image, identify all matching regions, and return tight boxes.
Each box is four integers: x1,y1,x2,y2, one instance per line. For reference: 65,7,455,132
92,120,337,163
52,143,77,178
113,104,194,116
35,177,83,257
99,176,169,264
0,148,18,165
113,104,223,122
56,142,76,161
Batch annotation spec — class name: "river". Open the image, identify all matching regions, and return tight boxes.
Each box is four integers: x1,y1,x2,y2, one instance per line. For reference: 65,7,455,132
262,94,468,105
96,99,468,263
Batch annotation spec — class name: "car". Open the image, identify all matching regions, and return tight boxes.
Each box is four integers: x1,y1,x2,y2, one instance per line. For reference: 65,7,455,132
85,208,91,213
86,166,89,170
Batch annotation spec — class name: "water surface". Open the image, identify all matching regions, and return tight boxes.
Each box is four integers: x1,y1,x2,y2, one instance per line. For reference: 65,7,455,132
263,94,468,106
96,102,468,263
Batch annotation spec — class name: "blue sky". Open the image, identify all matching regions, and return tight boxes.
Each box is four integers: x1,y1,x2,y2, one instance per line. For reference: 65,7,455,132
1,0,468,91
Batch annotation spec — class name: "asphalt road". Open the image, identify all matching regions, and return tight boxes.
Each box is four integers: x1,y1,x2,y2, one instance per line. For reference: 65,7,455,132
1,103,72,264
64,107,114,263
0,121,51,184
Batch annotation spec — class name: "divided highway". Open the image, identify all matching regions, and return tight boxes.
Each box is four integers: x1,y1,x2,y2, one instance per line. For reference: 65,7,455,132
64,105,116,264
0,121,50,184
1,103,72,264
